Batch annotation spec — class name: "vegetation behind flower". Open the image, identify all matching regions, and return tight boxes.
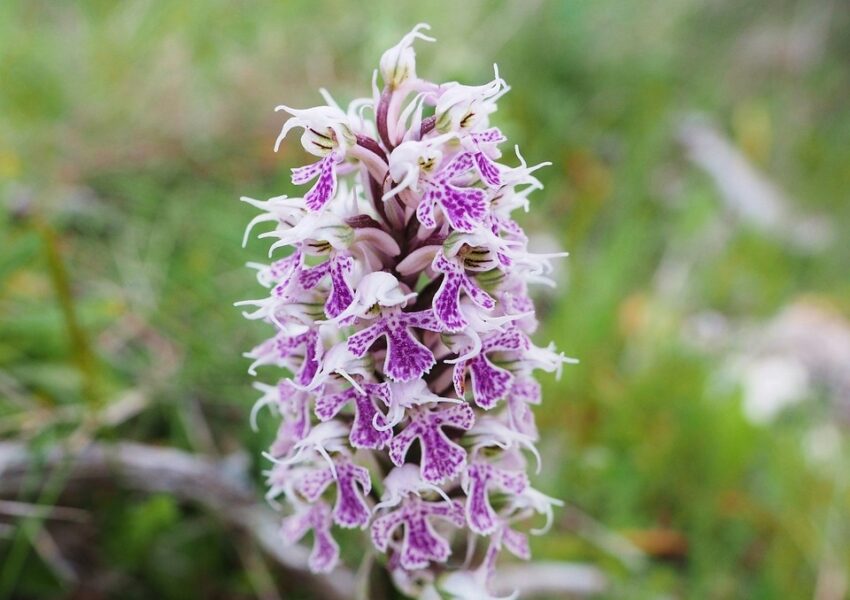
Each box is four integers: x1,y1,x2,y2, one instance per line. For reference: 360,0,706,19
1,2,849,599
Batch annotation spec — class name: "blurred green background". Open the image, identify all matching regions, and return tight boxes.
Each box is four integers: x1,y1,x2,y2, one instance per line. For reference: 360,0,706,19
2,1,849,598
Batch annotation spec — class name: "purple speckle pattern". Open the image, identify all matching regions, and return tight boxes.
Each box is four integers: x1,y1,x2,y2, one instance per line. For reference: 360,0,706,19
371,498,465,570
470,128,506,187
389,403,475,484
243,26,567,587
453,329,530,409
347,312,442,382
295,459,372,529
248,329,320,386
465,462,528,534
314,383,392,449
281,502,339,573
415,152,488,232
292,152,339,212
299,255,355,318
432,252,495,331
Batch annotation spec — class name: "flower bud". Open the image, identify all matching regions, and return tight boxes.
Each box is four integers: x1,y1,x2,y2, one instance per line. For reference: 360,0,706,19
379,23,434,88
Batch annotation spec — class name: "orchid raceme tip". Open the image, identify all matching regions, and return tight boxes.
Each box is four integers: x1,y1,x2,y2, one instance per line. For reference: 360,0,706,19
241,24,572,598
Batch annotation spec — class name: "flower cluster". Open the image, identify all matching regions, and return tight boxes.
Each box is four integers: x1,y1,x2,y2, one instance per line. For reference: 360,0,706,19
240,24,572,598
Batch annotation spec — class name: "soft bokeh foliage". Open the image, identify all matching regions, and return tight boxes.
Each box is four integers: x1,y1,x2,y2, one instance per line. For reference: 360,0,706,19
1,1,849,599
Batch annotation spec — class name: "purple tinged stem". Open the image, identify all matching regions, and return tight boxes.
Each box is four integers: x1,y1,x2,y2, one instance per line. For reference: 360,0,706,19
355,134,388,162
419,116,436,138
377,86,394,151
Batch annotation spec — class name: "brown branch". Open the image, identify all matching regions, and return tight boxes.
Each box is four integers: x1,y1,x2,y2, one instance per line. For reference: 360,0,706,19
0,441,354,600
0,442,608,598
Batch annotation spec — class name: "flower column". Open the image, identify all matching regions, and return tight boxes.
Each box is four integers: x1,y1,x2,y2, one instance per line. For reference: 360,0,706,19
241,23,572,598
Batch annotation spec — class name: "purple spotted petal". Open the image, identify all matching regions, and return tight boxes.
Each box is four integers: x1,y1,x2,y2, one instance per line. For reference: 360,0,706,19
415,152,489,232
465,463,528,534
433,253,495,331
325,255,355,318
452,328,529,408
315,384,392,449
415,192,438,229
281,502,339,574
291,158,324,185
389,403,474,484
296,468,336,501
347,320,387,358
502,526,531,560
295,460,372,529
435,183,487,232
483,327,529,353
371,499,465,570
298,261,331,289
399,500,465,570
253,330,321,386
453,353,471,394
370,507,406,552
470,128,506,145
387,420,422,467
434,270,466,331
314,387,356,422
346,314,436,382
474,152,501,186
439,152,476,180
296,330,321,386
469,354,514,409
291,153,339,212
399,309,444,332
333,460,372,528
383,316,436,382
350,384,393,449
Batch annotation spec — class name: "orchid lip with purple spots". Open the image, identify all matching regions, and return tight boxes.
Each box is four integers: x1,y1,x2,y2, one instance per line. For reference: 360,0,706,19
241,23,573,597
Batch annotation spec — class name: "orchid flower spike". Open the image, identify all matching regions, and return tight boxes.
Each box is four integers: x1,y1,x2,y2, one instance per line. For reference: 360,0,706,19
240,23,573,598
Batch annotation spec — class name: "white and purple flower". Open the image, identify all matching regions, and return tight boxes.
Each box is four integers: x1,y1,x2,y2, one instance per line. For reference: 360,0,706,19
242,24,572,598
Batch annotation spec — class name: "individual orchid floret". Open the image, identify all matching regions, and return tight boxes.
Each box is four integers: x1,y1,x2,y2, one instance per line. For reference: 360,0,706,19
462,461,528,534
298,253,356,318
346,308,444,382
432,250,496,331
314,381,392,449
452,327,529,409
371,497,466,570
282,501,340,573
296,455,373,528
275,105,357,212
386,140,490,233
244,328,320,385
435,65,509,133
242,23,573,592
462,127,507,187
388,402,475,484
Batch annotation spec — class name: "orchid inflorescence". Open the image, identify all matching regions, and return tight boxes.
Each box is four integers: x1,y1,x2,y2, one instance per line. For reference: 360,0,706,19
240,24,573,599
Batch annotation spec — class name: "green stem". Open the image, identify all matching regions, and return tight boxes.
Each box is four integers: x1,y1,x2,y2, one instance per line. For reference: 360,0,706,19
37,218,101,409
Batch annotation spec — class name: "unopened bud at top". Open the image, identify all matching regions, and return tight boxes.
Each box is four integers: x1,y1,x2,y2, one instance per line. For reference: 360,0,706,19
379,23,435,89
